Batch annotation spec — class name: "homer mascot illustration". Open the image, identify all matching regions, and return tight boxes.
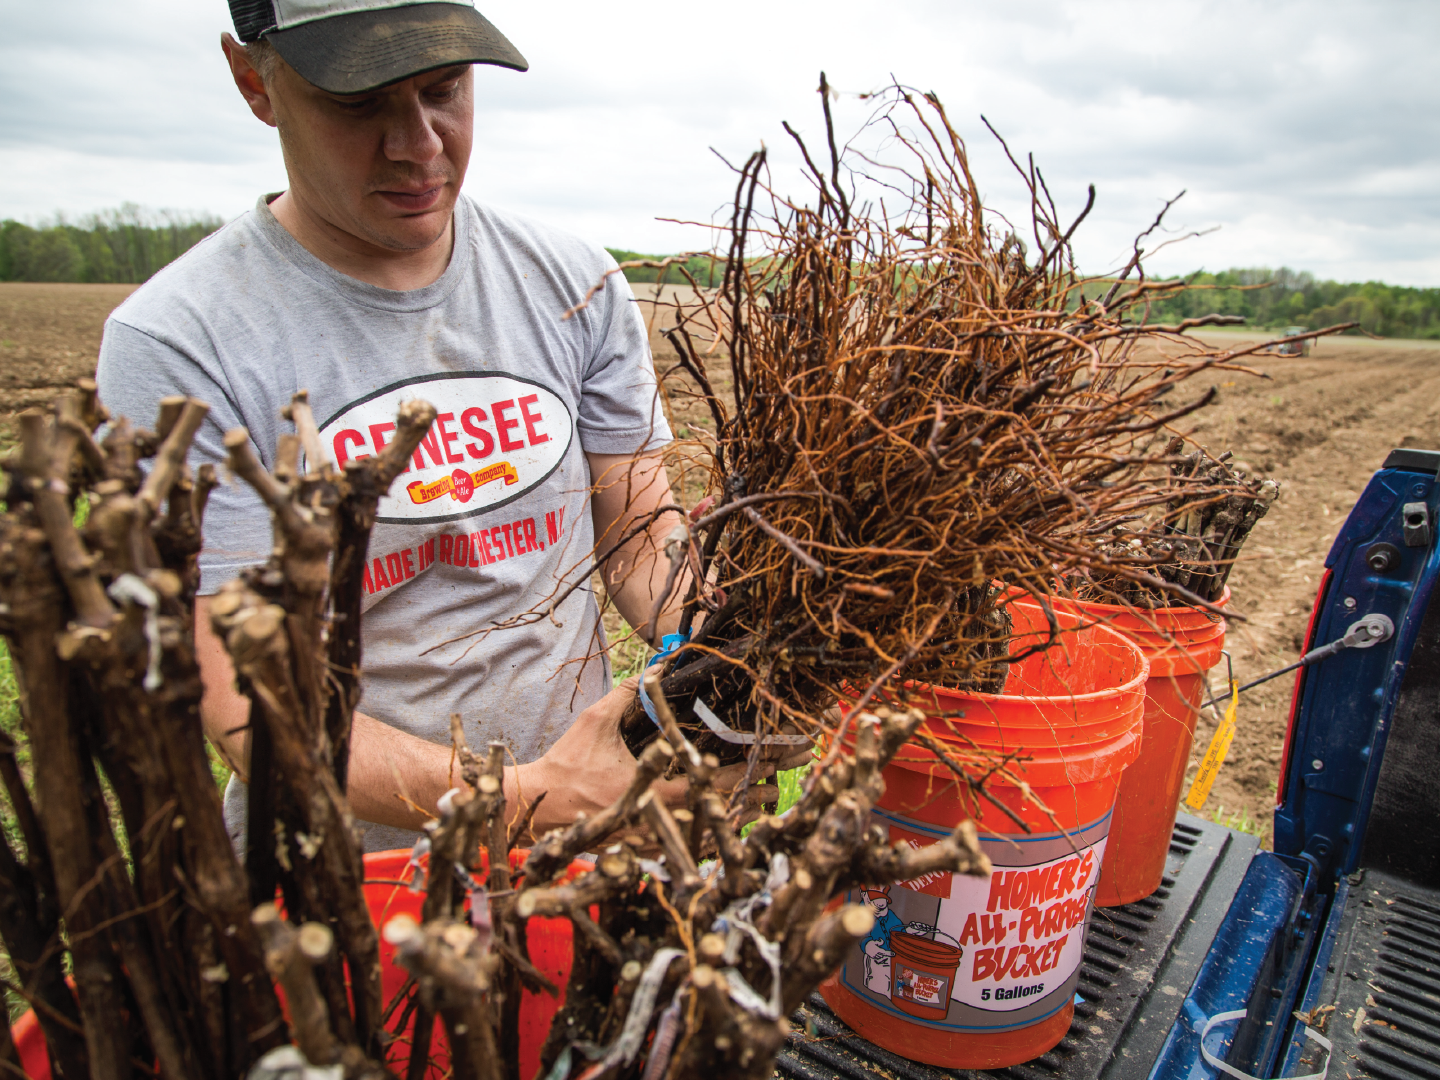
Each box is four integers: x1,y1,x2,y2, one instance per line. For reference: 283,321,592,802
860,886,906,995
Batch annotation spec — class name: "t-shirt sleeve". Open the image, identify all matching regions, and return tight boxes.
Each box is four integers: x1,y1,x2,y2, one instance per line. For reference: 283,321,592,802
96,318,274,594
574,263,673,456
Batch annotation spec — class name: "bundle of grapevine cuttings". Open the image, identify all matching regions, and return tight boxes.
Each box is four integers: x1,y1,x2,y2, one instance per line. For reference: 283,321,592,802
532,80,1266,763
0,383,428,1079
1066,437,1281,608
384,675,990,1080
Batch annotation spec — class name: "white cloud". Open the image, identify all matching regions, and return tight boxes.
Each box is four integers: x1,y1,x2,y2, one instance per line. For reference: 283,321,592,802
1,0,1436,284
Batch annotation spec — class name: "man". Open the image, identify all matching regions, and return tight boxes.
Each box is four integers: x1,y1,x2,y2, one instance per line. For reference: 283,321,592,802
859,886,906,995
96,0,753,852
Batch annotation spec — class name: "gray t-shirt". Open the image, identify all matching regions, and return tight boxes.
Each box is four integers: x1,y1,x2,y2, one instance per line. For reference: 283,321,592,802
96,195,670,852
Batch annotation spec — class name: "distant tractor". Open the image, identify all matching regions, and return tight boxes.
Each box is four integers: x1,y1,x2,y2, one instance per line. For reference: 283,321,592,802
1274,325,1312,356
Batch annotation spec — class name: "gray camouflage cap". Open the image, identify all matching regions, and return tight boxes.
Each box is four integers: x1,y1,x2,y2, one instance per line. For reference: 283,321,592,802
228,0,527,94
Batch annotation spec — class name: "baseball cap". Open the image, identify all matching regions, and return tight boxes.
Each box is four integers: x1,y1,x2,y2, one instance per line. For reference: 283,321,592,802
228,1,528,95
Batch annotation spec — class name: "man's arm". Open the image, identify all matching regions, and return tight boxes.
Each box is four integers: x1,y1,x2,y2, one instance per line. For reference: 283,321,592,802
587,450,689,645
584,450,817,770
197,596,685,836
197,597,776,838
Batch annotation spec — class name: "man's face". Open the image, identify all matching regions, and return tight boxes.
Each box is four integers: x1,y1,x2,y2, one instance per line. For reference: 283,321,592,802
266,60,474,253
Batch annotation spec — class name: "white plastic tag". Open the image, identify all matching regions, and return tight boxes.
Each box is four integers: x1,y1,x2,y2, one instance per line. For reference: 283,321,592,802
1197,1009,1331,1080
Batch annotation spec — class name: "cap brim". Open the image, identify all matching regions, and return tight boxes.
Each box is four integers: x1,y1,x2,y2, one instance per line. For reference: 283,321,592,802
267,3,527,95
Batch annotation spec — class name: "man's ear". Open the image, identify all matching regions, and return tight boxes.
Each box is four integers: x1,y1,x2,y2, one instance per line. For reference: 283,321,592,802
221,32,278,128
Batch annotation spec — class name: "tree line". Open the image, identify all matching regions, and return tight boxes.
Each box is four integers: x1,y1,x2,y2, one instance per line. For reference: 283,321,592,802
605,248,728,289
607,255,1440,341
0,205,224,284
1133,267,1440,340
3,212,1436,342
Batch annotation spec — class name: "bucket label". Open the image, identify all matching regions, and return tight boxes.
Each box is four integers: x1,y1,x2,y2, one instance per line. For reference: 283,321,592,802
840,806,1109,1033
895,963,949,1006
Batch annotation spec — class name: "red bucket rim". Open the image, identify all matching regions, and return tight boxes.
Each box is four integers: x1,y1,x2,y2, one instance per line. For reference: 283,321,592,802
889,930,964,966
905,620,1149,709
1047,585,1230,631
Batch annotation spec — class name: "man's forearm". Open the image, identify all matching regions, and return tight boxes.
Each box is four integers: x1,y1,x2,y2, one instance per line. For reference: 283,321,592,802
342,711,458,830
587,451,690,643
215,684,759,850
204,593,649,841
603,549,688,644
345,679,697,842
343,713,579,840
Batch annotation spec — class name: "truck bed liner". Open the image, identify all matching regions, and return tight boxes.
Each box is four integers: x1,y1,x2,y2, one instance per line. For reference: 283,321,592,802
1287,869,1440,1080
777,817,1258,1079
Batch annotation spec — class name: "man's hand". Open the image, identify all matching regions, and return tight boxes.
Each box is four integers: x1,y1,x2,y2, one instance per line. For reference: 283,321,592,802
200,592,802,844
518,675,788,846
517,676,669,831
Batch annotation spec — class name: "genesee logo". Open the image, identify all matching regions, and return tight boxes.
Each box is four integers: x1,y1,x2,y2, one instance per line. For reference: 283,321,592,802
316,372,573,525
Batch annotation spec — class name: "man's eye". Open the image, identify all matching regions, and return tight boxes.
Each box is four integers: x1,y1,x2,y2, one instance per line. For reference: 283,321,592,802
336,97,376,111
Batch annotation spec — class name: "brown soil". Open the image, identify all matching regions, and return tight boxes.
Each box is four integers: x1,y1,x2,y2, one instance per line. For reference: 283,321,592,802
11,283,1439,844
0,283,138,428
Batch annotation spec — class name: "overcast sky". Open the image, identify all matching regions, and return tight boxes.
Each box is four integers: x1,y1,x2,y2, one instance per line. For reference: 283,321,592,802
2,0,1436,284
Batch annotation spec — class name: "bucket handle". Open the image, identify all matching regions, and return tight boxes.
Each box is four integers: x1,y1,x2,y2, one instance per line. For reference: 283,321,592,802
902,922,961,949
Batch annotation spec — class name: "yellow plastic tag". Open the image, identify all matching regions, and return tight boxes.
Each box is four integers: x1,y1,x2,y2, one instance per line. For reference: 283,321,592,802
1185,679,1239,812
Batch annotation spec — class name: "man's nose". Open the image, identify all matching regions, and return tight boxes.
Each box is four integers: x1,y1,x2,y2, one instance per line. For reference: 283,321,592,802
382,95,444,163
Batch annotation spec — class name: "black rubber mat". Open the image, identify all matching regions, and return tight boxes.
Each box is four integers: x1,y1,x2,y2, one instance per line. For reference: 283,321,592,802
1294,870,1440,1080
776,816,1259,1079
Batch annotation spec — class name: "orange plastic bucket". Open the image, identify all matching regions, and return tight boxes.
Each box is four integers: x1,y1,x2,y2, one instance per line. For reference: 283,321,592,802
821,603,1148,1070
1042,590,1228,907
889,929,965,1020
10,849,584,1080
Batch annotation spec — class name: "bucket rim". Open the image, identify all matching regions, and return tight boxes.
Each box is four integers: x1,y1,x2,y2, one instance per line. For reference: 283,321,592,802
1048,584,1231,625
889,926,964,964
901,620,1150,709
